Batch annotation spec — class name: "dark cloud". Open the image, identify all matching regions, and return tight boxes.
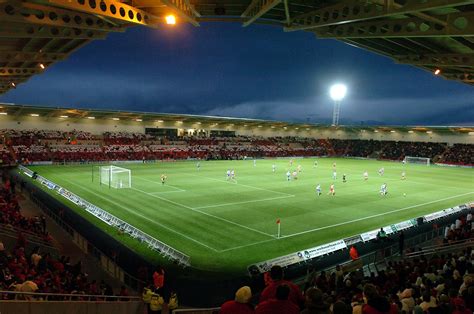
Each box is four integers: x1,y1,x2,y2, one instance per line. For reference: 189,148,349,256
1,23,473,125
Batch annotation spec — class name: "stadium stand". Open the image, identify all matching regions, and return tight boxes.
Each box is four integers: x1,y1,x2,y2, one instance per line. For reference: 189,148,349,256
1,129,473,165
0,172,145,313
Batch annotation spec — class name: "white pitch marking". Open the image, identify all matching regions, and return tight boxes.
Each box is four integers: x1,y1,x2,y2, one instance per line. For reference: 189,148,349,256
132,187,275,238
148,190,185,195
190,174,294,196
278,191,474,239
62,179,220,252
194,195,295,210
134,177,185,192
218,238,276,253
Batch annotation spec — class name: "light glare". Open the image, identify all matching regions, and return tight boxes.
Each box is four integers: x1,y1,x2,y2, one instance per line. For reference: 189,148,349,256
329,84,347,101
165,15,176,25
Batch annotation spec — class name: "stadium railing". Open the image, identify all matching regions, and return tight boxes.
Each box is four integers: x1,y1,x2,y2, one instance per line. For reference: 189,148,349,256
172,307,220,314
0,291,144,314
18,165,191,267
404,238,474,259
25,191,147,292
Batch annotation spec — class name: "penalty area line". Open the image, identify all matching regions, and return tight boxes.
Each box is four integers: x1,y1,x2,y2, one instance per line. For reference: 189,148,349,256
133,177,185,192
132,187,275,239
279,191,474,239
62,178,220,252
193,195,295,210
190,174,294,197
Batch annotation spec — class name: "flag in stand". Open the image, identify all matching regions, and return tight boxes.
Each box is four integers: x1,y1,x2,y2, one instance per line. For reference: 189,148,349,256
276,218,281,238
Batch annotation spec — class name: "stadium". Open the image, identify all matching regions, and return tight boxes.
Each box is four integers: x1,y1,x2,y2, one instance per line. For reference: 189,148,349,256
0,1,474,314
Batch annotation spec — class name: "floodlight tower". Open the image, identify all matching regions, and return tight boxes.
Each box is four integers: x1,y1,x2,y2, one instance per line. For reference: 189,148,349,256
329,84,347,126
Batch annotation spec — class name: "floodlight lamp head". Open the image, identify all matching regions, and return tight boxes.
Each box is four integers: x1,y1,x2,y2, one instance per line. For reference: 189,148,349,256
329,84,347,101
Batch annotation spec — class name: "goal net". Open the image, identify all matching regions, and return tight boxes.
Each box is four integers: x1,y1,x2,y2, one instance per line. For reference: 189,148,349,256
403,156,430,166
100,165,131,188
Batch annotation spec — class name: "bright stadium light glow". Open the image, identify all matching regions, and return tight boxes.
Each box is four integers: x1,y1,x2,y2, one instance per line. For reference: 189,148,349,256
135,118,143,122
30,113,39,117
112,117,120,121
426,131,433,134
157,120,164,123
329,83,347,126
87,116,95,119
39,63,45,70
165,15,176,25
408,130,414,133
60,115,68,118
329,83,347,101
0,112,7,115
434,69,441,75
390,130,396,133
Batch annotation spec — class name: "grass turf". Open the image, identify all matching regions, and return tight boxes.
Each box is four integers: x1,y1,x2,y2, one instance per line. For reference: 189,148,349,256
26,158,473,274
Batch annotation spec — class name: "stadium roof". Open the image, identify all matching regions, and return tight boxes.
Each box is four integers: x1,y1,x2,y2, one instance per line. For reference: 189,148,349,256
1,102,473,133
1,0,474,95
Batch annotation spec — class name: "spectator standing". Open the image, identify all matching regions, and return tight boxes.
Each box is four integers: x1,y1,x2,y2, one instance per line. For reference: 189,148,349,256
398,231,405,256
256,285,299,314
259,265,304,307
220,286,254,314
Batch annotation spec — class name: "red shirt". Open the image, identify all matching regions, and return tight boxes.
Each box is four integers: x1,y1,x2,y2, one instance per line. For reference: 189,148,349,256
256,299,299,314
220,300,255,314
259,280,304,306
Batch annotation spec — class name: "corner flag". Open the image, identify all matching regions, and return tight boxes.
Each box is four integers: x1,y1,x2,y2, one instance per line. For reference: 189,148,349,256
276,218,281,238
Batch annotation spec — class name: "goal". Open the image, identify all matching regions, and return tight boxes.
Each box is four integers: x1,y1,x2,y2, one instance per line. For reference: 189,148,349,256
403,156,430,166
100,165,132,188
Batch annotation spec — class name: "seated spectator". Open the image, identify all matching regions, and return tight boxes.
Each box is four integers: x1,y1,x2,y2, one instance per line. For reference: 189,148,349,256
301,287,331,314
259,265,304,307
256,284,299,314
220,286,254,314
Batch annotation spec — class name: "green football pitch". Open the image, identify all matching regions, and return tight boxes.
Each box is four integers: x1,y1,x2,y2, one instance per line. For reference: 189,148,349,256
27,158,473,274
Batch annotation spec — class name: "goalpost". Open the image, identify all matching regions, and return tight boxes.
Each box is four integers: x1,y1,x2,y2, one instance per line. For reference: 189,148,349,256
403,156,431,166
99,165,132,188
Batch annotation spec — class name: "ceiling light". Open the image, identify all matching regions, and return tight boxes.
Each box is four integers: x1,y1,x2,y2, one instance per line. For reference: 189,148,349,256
60,115,68,118
39,63,45,70
426,131,432,134
30,113,39,117
258,125,262,128
165,14,176,25
295,127,299,130
87,116,95,120
390,130,395,133
135,119,143,122
112,117,120,121
157,120,163,123
434,69,441,75
374,130,378,133
196,122,201,124
0,112,7,115
11,82,16,88
408,130,414,133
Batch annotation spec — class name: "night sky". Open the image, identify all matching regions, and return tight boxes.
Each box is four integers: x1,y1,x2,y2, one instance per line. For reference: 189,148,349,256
2,23,473,125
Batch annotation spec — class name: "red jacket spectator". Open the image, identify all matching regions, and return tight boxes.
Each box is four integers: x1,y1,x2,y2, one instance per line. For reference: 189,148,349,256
152,268,165,290
259,266,304,307
220,286,254,314
350,245,359,260
256,285,299,314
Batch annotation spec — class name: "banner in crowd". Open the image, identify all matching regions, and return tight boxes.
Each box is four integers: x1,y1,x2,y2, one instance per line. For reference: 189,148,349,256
299,240,347,260
251,252,305,273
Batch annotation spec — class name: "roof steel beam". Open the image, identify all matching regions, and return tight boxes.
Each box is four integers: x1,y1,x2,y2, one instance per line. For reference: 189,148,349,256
0,2,124,32
315,12,474,38
241,0,282,27
159,0,201,26
0,51,67,63
0,23,109,39
286,0,474,32
443,72,474,83
38,0,161,26
396,53,474,67
0,67,43,76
